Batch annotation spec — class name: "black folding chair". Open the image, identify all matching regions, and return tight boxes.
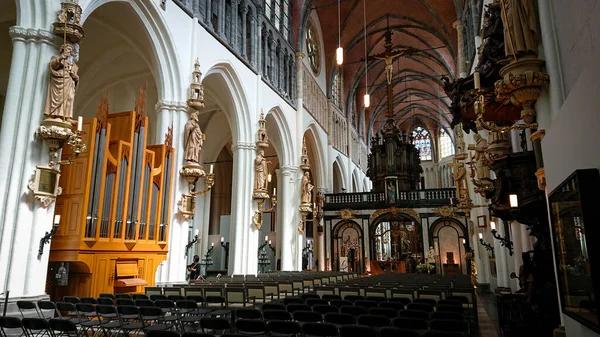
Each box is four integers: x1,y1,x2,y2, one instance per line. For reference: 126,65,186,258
22,318,52,337
0,316,27,337
379,302,405,311
292,311,322,325
97,298,114,306
312,305,338,315
266,320,301,337
234,319,267,336
369,308,398,319
301,322,338,337
96,304,123,337
17,301,42,319
118,306,145,336
262,304,285,311
139,306,168,331
49,318,84,337
380,327,419,337
323,313,354,327
37,301,58,320
263,310,292,322
339,325,376,337
235,308,262,320
199,317,231,335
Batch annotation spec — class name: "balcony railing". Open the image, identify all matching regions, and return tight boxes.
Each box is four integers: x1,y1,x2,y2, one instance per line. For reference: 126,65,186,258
323,188,456,210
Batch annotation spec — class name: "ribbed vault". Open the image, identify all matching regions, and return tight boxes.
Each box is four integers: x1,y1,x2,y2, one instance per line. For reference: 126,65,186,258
299,0,460,139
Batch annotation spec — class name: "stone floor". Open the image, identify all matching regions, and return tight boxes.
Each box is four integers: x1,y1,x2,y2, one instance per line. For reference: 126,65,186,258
477,288,501,337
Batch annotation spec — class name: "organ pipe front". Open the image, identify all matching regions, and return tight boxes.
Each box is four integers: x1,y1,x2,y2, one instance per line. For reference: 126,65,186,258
49,93,174,298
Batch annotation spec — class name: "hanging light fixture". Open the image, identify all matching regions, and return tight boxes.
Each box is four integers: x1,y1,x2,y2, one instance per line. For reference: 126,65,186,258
336,0,343,65
363,0,370,107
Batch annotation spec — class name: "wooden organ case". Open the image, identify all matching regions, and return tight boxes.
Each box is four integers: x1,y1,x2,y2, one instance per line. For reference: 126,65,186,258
49,94,175,297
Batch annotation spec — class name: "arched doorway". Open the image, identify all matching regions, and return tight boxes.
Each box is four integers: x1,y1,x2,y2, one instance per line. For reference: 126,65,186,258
371,212,423,273
430,218,468,275
332,221,363,274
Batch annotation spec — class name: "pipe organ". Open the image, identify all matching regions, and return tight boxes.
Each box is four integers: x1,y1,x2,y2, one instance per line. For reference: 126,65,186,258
50,96,174,298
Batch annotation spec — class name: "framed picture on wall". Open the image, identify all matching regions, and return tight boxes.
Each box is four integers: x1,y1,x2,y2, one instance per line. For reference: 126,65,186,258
477,215,487,228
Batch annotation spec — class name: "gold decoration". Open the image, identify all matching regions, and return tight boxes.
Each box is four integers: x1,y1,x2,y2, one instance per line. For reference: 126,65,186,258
187,58,205,110
337,208,358,220
178,194,196,221
164,124,173,150
433,206,456,218
28,166,63,207
369,207,421,224
252,109,276,229
535,168,546,191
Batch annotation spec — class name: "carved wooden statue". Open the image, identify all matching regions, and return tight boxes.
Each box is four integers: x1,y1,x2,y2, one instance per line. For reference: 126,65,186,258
44,44,79,119
184,111,204,164
503,0,539,58
472,134,490,180
301,171,314,204
254,149,270,191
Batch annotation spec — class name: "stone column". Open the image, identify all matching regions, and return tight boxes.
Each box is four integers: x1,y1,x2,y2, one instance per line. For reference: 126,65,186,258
154,100,190,283
229,141,255,275
232,0,239,47
510,221,523,291
250,16,257,68
240,6,248,58
453,20,467,78
278,166,299,270
219,0,226,39
205,0,212,28
0,26,59,299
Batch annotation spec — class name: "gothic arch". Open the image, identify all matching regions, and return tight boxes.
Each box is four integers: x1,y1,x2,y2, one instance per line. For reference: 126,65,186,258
303,123,327,189
81,0,183,102
352,168,361,192
332,220,364,273
266,106,295,167
332,155,347,193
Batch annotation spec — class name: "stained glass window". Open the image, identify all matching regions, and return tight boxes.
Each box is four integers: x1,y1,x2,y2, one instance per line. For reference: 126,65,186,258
306,20,321,75
439,128,455,159
412,127,432,161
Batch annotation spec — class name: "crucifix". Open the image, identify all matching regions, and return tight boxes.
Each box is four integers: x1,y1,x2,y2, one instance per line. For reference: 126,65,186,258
364,17,420,118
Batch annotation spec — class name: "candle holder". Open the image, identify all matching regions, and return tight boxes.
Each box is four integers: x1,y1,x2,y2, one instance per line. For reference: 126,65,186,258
258,238,272,273
491,228,514,256
185,234,199,256
479,237,495,256
39,223,60,258
221,238,230,270
199,245,215,276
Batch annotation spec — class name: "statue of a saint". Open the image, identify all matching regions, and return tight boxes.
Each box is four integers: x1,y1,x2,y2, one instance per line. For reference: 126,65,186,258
44,44,79,119
428,246,436,264
301,171,314,204
254,149,270,191
472,134,490,180
184,111,204,164
503,0,539,58
387,180,396,203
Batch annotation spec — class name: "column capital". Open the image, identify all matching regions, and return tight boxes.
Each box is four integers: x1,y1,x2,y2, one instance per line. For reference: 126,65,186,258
231,141,256,151
155,100,188,113
9,26,55,45
295,52,305,60
277,165,299,176
452,20,463,30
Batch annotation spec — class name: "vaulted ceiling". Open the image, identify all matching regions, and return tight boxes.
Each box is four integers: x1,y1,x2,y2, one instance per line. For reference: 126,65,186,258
299,0,460,138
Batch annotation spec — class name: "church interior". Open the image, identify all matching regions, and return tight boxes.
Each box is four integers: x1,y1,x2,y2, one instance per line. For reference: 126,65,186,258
0,0,599,336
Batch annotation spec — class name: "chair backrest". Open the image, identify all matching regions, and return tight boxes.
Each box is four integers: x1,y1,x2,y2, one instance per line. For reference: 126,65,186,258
340,306,367,317
380,327,419,337
235,318,267,334
407,302,434,313
286,304,311,313
292,311,322,323
49,318,77,333
323,312,355,325
263,283,279,300
225,288,246,305
97,297,114,305
397,309,430,321
312,305,338,315
56,302,78,319
236,308,262,320
0,316,24,330
17,301,41,319
306,298,328,307
246,285,265,301
369,307,398,319
163,287,183,297
263,310,292,321
150,294,168,301
354,300,377,309
339,325,377,337
262,303,286,311
339,288,360,299
429,319,468,333
199,317,231,334
37,301,57,319
330,300,352,308
379,302,405,311
99,293,115,299
301,322,338,337
115,294,132,299
144,287,163,296
357,314,391,328
116,298,135,306
393,317,428,330
266,320,301,336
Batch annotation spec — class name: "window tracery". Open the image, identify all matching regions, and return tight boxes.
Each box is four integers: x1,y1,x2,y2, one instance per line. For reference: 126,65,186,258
411,127,432,161
439,128,455,159
332,71,342,107
306,20,321,75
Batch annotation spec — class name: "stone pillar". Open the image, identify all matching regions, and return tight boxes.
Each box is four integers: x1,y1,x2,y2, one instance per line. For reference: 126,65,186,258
232,1,239,47
453,20,467,78
205,0,212,28
510,221,523,291
240,6,248,58
154,100,190,283
219,0,226,39
229,141,255,275
0,26,58,299
250,16,257,68
278,166,299,270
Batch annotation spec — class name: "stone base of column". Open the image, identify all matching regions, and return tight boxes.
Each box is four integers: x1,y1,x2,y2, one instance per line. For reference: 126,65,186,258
1,293,50,317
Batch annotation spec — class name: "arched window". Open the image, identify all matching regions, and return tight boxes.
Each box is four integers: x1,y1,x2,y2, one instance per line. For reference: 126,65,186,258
439,128,455,159
332,71,342,107
265,0,272,19
411,127,432,161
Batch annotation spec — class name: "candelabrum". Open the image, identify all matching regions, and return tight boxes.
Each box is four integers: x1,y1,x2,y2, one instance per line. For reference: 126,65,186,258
39,222,60,258
199,244,214,275
257,238,274,273
220,237,230,270
491,223,514,256
184,233,199,256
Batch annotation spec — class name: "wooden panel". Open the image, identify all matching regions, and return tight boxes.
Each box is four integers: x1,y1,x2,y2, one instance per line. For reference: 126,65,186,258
116,263,138,277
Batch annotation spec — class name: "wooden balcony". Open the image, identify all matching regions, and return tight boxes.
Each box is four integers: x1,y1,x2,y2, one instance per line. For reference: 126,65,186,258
323,188,456,211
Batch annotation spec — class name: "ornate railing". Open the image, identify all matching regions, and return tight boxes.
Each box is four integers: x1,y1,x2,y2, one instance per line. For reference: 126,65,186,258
323,188,456,210
302,65,328,130
330,105,347,155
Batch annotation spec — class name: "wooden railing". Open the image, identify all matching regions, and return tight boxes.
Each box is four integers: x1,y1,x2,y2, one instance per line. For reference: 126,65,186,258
323,188,456,210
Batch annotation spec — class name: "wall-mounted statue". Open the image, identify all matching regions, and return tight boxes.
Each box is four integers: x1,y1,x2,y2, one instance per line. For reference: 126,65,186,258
184,111,204,164
44,44,79,119
503,0,539,58
301,171,314,204
254,148,270,192
472,134,490,180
